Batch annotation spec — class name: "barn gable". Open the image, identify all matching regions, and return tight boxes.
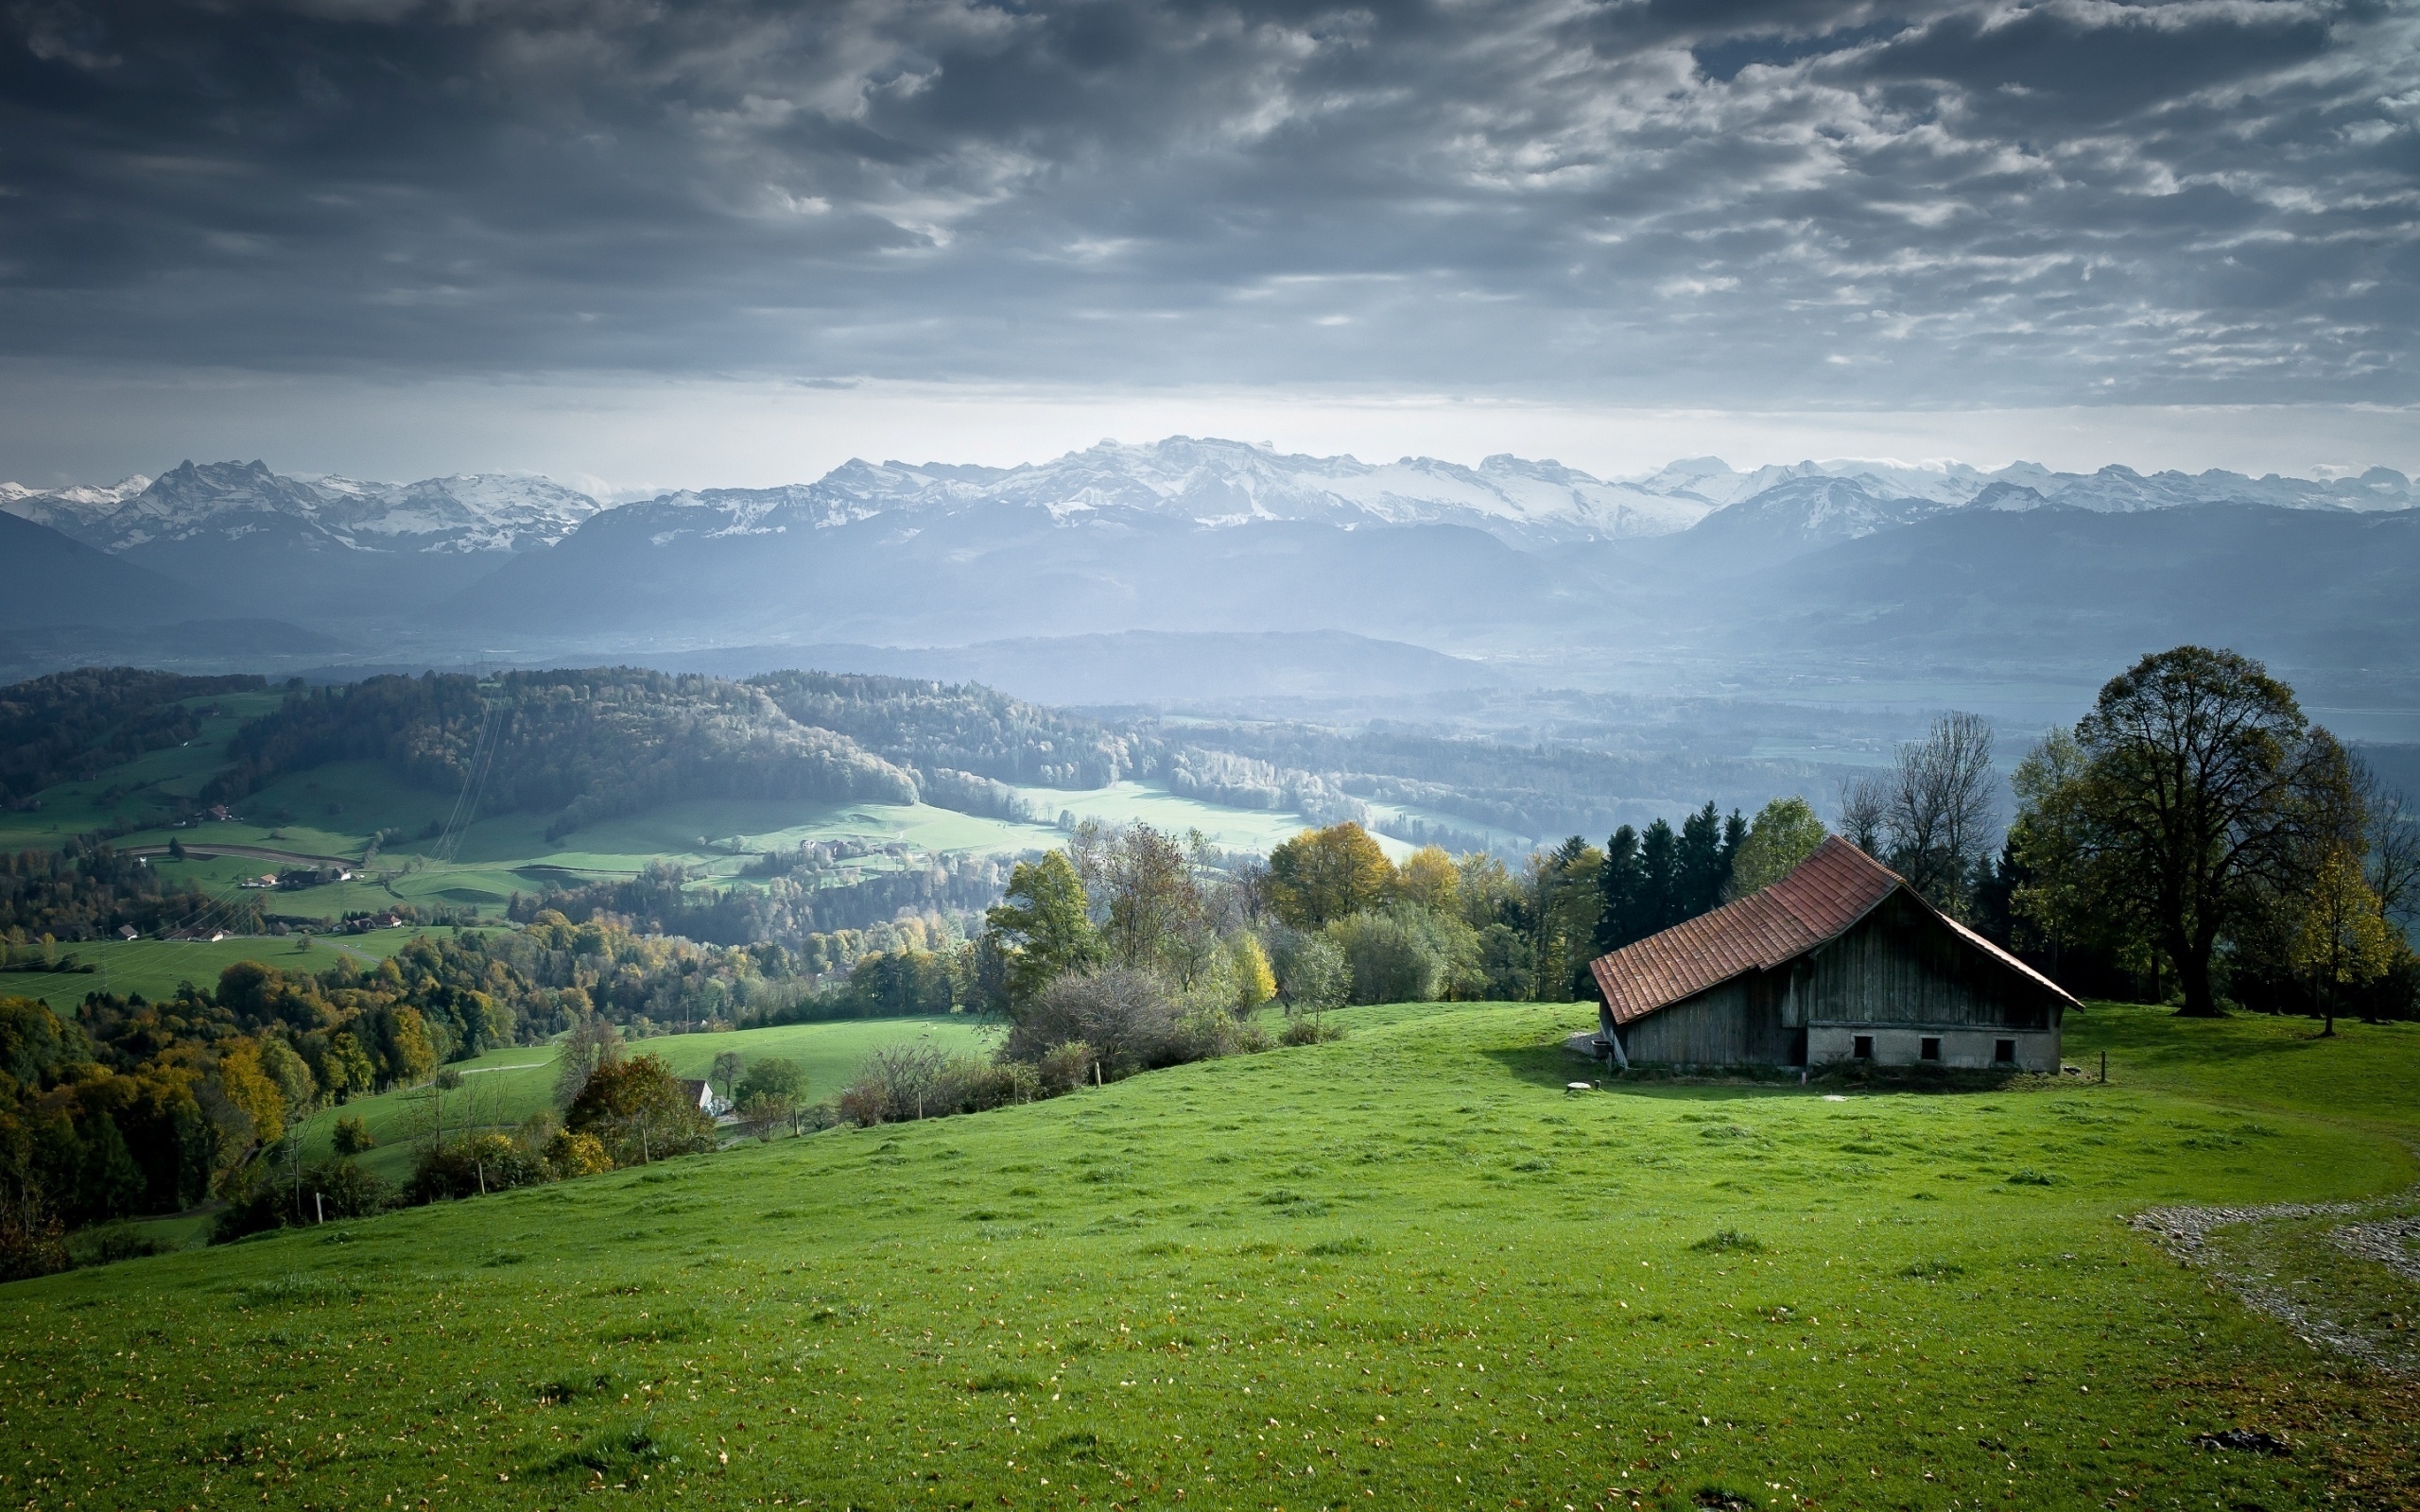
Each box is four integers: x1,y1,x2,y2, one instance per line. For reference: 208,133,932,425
1584,837,2077,1071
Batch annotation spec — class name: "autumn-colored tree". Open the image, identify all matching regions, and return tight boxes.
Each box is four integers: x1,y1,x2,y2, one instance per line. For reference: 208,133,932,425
564,1053,715,1165
1230,935,1276,1013
1393,846,1461,916
1267,823,1396,930
2292,845,2397,1038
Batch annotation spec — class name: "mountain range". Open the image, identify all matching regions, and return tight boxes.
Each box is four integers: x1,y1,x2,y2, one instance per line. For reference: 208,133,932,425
3,438,2415,704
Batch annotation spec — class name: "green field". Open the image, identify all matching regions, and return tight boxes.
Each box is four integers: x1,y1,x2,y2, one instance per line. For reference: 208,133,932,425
0,927,462,1012
2,1001,2414,1508
288,1015,1000,1185
7,730,1350,919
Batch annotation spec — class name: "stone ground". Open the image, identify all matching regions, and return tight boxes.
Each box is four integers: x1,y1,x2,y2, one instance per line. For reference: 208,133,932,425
2131,1194,2420,1378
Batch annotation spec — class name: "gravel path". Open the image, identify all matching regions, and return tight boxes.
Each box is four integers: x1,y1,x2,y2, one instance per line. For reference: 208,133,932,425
2129,1199,2420,1377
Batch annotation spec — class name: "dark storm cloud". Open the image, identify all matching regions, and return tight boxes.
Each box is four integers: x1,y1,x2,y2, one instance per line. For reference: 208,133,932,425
1,0,2412,405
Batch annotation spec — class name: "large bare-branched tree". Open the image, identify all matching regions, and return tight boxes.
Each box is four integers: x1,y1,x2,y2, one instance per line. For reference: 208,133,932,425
1877,712,1998,917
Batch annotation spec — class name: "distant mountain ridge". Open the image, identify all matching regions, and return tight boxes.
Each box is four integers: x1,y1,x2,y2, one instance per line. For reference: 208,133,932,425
2,459,602,555
9,440,2409,567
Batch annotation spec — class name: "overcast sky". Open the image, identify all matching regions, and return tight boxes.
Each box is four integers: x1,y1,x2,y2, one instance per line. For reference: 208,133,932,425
3,0,2415,487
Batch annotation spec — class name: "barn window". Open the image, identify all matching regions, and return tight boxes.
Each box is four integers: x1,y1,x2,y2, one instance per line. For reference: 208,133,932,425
1852,1035,1874,1059
1994,1039,2017,1064
1920,1037,1942,1061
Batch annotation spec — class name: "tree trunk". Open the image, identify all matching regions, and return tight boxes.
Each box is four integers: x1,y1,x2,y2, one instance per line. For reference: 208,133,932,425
2174,937,2222,1017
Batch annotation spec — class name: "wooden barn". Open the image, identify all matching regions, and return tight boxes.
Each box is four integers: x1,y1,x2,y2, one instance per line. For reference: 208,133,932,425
1582,836,2075,1072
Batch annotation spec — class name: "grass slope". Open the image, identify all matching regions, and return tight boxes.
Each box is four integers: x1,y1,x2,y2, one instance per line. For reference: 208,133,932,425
2,1003,2415,1510
291,1016,998,1186
0,927,459,1012
7,728,1335,920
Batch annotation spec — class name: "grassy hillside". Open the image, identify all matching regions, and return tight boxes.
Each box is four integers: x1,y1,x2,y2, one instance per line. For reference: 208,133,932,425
3,1001,2414,1509
0,925,458,1011
288,1015,999,1186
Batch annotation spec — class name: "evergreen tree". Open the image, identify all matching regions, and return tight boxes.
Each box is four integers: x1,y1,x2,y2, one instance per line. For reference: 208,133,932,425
1677,802,1737,919
1639,819,1680,933
1595,825,1648,954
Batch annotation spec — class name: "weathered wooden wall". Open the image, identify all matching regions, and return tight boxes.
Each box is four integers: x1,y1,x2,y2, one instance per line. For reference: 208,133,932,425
1799,891,2055,1031
1620,970,1795,1065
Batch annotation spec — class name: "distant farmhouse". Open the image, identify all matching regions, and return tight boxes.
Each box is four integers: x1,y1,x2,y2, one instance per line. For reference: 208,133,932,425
680,1078,731,1120
1582,837,2074,1072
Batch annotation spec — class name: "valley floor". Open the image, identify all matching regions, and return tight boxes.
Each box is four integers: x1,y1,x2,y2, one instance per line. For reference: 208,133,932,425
3,1002,2416,1510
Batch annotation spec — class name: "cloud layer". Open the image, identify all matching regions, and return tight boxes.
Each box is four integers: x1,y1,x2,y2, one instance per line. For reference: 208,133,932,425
3,0,2414,408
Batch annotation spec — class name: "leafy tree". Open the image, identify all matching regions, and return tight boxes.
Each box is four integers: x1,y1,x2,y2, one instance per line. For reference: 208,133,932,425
1073,822,1207,978
1333,903,1471,1005
735,1057,803,1106
564,1054,715,1165
1731,797,1827,897
1393,846,1461,915
552,1014,626,1109
1230,935,1276,1013
709,1050,747,1108
983,851,1104,1008
2021,646,2351,1017
1273,932,1349,1018
2293,845,2398,1037
1266,823,1396,930
331,1114,373,1156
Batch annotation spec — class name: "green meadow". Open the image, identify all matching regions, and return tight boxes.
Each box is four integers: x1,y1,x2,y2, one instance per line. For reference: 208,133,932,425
3,1001,2415,1509
287,1015,1000,1187
7,732,1331,920
0,927,459,1013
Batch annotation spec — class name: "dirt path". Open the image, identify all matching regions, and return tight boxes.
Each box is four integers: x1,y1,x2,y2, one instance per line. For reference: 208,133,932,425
2131,1197,2420,1377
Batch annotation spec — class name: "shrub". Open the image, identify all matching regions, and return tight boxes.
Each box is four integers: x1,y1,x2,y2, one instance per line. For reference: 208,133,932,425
330,1114,374,1156
406,1134,546,1204
1332,904,1451,1004
1035,1040,1097,1094
1002,967,1183,1078
544,1129,614,1177
303,1157,389,1219
1280,1015,1347,1047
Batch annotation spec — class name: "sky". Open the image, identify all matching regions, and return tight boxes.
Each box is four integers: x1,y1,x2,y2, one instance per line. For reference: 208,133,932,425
3,0,2415,490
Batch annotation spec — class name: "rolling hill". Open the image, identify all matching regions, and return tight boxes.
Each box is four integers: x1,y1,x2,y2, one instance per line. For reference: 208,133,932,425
2,1001,2414,1508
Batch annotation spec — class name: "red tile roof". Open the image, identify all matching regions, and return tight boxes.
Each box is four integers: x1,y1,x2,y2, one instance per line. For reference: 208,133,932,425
1587,835,2076,1025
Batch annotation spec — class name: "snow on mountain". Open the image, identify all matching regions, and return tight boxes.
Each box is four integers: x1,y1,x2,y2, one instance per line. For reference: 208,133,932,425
0,475,152,537
3,460,606,555
620,437,1718,547
9,444,2411,569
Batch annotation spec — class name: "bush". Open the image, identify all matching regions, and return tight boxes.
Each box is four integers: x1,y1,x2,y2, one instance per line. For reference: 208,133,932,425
544,1129,614,1178
303,1157,389,1219
1035,1040,1097,1093
1002,967,1183,1077
331,1114,374,1156
406,1134,546,1204
1332,904,1452,1004
1280,1015,1348,1047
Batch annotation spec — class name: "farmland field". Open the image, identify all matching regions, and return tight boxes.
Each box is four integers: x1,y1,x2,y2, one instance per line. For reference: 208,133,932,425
1,1000,2413,1509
